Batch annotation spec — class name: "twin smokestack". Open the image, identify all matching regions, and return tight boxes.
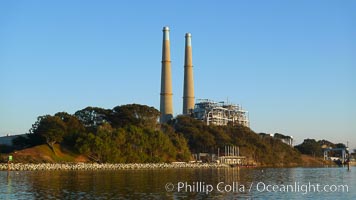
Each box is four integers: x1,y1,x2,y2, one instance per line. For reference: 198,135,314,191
160,26,194,123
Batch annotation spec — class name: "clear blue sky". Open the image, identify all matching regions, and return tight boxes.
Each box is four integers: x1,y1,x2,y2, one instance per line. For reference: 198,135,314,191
0,1,355,148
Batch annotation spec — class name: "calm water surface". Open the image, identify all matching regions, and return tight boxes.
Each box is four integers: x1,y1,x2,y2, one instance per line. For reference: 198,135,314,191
0,167,354,199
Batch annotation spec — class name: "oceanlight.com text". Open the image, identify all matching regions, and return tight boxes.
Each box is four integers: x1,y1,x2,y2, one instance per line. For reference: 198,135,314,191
165,181,349,195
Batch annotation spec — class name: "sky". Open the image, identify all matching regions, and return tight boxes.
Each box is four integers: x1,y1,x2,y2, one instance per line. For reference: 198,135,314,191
0,1,355,149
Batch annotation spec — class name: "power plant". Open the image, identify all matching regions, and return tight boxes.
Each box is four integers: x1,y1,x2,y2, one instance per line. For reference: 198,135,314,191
159,26,249,127
193,99,249,127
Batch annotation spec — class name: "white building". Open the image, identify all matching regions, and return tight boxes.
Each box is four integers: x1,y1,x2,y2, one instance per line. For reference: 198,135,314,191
193,99,249,127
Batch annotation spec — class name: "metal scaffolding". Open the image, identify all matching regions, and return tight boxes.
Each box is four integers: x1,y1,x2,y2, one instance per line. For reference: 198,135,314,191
193,99,249,127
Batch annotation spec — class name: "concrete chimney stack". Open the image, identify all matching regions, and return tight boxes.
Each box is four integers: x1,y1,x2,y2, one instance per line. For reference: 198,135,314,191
160,26,173,123
183,33,195,115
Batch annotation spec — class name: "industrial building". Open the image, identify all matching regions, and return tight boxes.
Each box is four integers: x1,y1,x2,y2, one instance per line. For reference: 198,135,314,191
159,26,249,127
193,99,249,127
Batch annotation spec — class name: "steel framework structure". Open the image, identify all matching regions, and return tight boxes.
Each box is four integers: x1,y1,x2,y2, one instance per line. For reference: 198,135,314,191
193,99,249,127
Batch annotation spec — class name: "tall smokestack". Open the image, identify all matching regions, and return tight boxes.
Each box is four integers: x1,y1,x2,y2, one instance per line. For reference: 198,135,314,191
160,26,173,123
183,33,195,115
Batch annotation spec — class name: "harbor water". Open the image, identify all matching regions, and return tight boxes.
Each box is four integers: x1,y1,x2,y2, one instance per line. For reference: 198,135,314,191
0,167,354,199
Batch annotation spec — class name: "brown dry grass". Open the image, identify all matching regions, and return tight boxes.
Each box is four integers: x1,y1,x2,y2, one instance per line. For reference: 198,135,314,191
4,144,89,163
300,154,335,166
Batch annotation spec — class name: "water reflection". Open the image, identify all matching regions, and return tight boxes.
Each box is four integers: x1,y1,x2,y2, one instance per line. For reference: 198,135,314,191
0,167,354,199
7,172,12,199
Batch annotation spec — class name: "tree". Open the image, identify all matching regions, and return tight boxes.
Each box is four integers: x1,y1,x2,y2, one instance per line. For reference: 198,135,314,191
74,107,111,131
112,104,160,129
335,143,346,148
295,139,323,157
75,123,121,163
55,112,85,146
161,124,191,161
173,116,216,153
30,115,66,151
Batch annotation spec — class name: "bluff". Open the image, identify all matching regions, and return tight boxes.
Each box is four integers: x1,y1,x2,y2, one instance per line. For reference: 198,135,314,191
0,104,312,166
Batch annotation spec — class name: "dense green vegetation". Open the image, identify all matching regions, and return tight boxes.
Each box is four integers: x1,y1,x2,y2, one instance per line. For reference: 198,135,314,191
295,139,346,157
12,103,305,165
171,116,302,166
21,104,190,163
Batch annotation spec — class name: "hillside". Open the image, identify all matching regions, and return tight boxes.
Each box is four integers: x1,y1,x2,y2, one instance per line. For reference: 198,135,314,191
300,155,335,166
1,144,333,167
1,144,88,163
171,116,303,166
0,104,337,166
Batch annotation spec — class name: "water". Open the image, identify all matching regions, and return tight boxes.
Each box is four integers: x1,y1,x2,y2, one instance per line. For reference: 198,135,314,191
0,167,354,199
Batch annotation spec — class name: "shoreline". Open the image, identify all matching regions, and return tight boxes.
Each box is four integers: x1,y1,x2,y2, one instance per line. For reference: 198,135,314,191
0,163,230,171
0,162,346,171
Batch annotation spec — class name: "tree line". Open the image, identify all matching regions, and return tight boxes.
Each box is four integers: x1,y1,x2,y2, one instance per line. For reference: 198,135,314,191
170,116,302,165
11,103,306,165
295,139,347,157
15,104,190,163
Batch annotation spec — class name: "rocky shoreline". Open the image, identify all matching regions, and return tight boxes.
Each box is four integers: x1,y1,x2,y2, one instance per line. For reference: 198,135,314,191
0,163,230,171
